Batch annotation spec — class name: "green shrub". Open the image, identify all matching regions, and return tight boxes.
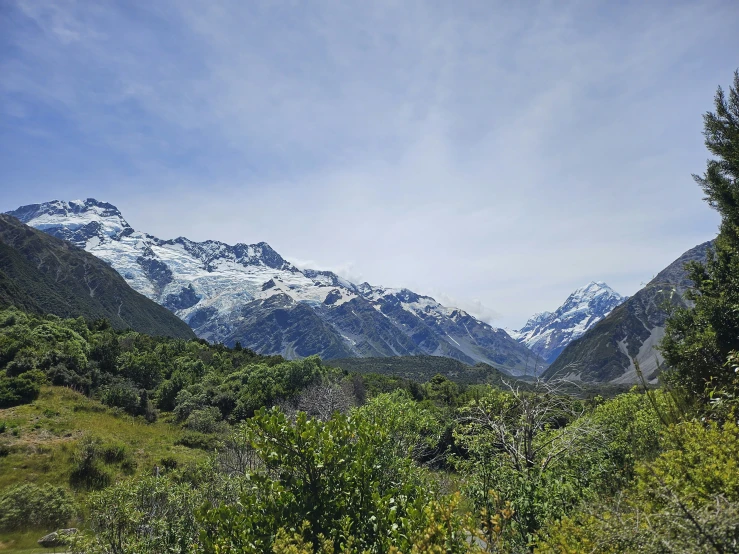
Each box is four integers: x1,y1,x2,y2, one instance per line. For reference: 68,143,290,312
100,441,128,464
198,408,470,553
100,382,140,414
175,431,220,451
185,406,226,434
69,436,113,490
0,369,45,408
0,483,76,531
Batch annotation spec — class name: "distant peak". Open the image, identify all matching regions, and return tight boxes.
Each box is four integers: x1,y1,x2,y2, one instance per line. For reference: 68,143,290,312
7,198,130,228
571,281,622,298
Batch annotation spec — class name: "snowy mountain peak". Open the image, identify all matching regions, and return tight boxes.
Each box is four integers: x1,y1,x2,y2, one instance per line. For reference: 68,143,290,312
7,199,132,248
512,282,625,363
571,281,616,299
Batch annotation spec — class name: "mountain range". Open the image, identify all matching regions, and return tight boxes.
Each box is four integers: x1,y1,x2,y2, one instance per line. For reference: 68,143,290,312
8,199,545,376
509,282,625,363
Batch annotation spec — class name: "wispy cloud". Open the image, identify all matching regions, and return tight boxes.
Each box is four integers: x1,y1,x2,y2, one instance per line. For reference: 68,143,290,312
1,0,736,326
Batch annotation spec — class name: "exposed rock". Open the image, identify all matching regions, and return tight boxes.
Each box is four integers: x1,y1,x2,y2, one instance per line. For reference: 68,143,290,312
38,528,77,548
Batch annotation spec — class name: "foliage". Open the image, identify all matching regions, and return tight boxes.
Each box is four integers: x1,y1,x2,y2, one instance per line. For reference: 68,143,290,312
560,390,664,496
0,368,44,407
0,306,339,423
198,407,473,553
354,390,446,464
537,419,739,553
186,406,228,434
69,436,114,490
328,355,514,388
70,472,237,554
454,382,594,548
662,70,739,399
0,482,76,531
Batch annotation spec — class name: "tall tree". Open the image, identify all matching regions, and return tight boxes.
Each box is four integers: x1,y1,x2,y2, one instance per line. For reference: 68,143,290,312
662,71,739,397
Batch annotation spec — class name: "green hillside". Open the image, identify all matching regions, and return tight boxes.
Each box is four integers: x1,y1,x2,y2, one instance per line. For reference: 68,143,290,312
0,214,194,340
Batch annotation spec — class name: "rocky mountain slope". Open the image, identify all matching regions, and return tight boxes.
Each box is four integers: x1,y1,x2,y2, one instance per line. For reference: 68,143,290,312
542,241,712,384
0,214,195,339
8,199,545,375
510,282,625,363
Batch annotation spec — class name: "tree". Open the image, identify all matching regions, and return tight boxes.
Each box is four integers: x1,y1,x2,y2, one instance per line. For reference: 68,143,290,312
662,70,739,398
454,381,600,549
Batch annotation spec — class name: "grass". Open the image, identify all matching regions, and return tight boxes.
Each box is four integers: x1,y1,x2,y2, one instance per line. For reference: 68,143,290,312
0,530,51,553
0,386,209,552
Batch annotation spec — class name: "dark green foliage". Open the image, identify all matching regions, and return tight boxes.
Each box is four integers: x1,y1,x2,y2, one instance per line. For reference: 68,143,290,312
0,483,77,531
0,214,195,339
69,436,114,490
0,368,44,407
327,354,512,386
175,431,221,451
100,381,141,413
662,71,739,397
0,306,332,421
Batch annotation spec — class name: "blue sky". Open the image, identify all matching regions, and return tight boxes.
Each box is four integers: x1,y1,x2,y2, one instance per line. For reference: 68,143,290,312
1,0,737,327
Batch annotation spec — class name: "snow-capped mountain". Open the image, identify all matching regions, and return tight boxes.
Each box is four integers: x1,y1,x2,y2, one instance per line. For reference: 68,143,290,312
510,282,625,363
7,199,546,375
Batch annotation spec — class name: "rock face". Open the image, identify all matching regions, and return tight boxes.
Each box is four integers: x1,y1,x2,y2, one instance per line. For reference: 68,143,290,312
510,282,625,363
9,199,546,376
543,241,712,384
0,214,194,339
38,528,77,547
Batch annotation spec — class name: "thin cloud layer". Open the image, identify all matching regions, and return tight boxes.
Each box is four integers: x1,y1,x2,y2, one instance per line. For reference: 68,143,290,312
1,0,736,327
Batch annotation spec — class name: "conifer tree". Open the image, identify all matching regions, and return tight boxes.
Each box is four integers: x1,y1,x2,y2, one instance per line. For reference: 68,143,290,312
662,71,739,397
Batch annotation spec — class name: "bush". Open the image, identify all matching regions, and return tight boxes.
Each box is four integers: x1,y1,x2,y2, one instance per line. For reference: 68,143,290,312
198,407,473,553
69,436,113,490
100,441,128,464
0,369,45,408
185,407,226,434
537,420,739,553
71,475,216,554
101,382,140,414
0,483,76,531
175,431,220,451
